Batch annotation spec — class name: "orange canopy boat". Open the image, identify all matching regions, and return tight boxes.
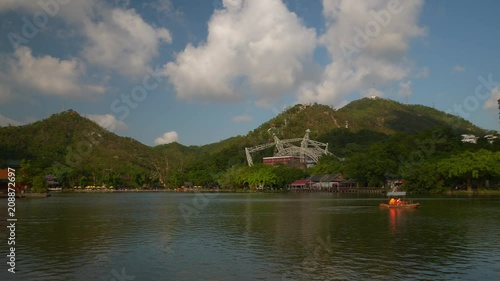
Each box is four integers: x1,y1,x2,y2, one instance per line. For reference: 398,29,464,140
380,182,420,209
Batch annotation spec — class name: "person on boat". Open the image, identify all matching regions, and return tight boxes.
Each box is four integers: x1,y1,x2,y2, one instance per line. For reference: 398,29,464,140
396,198,402,205
389,198,396,205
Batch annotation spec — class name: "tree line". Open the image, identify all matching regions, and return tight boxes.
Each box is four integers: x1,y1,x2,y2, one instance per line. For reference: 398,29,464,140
15,127,500,194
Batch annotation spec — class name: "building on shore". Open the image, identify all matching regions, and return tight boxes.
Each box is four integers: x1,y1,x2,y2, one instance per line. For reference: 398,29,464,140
0,160,22,194
289,173,358,192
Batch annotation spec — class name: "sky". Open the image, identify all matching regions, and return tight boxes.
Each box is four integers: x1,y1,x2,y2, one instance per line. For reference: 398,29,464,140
0,0,499,146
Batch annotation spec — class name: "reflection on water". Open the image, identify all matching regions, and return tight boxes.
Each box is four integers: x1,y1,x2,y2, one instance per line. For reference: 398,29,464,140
0,193,499,280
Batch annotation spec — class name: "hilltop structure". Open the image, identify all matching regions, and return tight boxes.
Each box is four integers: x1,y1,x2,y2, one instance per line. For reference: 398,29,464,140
245,129,332,167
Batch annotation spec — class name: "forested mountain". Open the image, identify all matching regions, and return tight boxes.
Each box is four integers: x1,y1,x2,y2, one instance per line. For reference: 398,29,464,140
0,110,160,188
165,97,485,164
1,98,498,192
222,98,484,152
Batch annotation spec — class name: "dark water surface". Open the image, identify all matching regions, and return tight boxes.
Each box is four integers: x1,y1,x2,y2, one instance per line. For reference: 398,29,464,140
1,192,499,280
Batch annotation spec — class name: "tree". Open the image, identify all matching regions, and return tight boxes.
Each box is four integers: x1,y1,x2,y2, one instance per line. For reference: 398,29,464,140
187,169,213,187
343,144,397,187
134,173,146,188
403,160,445,193
247,165,279,189
18,159,37,187
79,176,90,187
437,149,500,190
31,175,48,193
217,165,247,189
308,155,341,175
103,172,123,188
274,165,308,189
52,163,78,188
166,170,184,188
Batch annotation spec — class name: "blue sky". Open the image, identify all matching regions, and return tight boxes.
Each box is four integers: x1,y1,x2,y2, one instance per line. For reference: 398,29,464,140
1,0,499,146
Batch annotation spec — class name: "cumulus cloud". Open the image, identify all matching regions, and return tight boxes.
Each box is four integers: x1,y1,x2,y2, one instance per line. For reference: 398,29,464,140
0,46,105,98
363,88,384,98
398,80,412,97
164,0,316,104
0,80,13,102
86,114,128,132
0,114,22,127
298,0,426,105
484,87,500,110
0,1,37,13
452,65,466,73
154,131,179,145
0,0,169,75
83,8,172,77
232,114,252,122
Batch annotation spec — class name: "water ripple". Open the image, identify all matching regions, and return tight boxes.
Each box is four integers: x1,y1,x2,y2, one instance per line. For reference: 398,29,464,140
1,194,499,280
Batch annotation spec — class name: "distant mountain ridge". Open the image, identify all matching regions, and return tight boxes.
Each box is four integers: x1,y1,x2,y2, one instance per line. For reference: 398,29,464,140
0,98,488,186
235,97,484,146
0,110,158,181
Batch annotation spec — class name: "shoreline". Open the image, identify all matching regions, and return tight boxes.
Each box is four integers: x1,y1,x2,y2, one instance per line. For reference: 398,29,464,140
52,188,500,195
0,193,51,198
2,189,499,198
61,188,280,194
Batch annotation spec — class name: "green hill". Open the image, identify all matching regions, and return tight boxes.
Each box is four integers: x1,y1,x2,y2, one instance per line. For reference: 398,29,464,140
336,98,483,134
0,98,491,189
151,98,488,184
210,97,485,158
0,110,160,187
256,97,482,138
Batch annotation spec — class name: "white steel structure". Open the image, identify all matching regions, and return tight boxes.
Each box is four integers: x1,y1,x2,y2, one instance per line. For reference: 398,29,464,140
245,129,332,166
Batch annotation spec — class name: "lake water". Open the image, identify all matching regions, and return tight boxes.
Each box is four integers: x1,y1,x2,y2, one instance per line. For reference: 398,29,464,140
1,192,499,281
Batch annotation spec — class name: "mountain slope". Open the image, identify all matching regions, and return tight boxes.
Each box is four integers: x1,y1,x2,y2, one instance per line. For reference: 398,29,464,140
0,98,490,187
336,98,483,135
0,110,159,181
240,97,484,148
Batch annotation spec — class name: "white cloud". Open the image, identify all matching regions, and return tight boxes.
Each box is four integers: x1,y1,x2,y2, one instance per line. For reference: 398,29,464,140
363,88,384,98
452,65,466,73
83,8,172,77
398,80,412,97
484,87,500,110
0,1,36,12
0,1,54,13
154,131,179,145
232,114,252,122
86,114,128,132
164,0,316,104
0,80,13,102
1,46,105,99
2,1,170,91
0,114,22,127
298,0,426,105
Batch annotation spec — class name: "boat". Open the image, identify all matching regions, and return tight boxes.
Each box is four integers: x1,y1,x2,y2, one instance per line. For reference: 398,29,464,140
380,180,420,209
379,201,420,209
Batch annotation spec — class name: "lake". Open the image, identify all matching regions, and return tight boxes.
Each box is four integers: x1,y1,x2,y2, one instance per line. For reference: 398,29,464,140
1,192,499,280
